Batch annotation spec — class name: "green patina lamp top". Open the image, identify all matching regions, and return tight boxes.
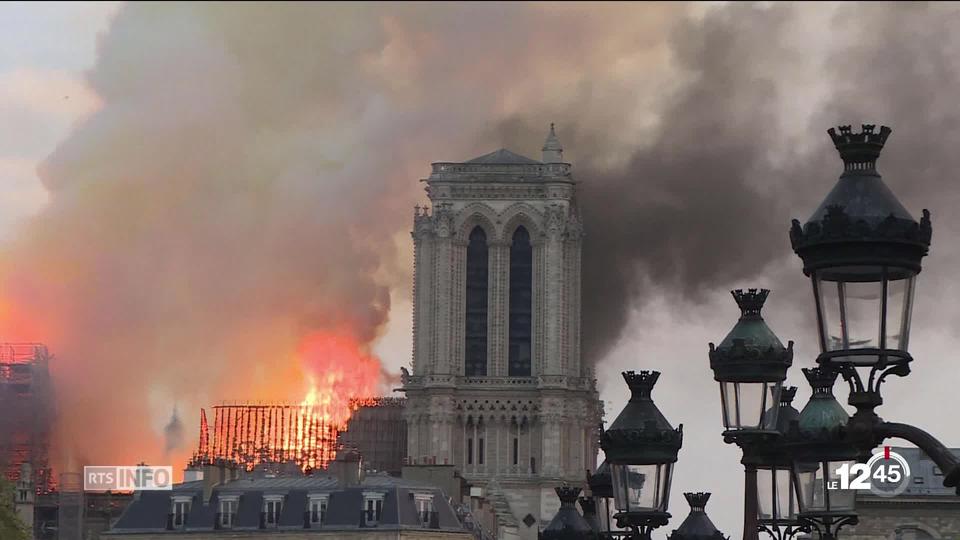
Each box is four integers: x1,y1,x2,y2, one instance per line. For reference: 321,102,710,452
797,368,849,434
717,289,785,351
709,289,793,383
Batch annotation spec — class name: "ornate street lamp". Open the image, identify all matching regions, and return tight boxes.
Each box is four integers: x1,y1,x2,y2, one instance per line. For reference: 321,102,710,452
786,367,859,540
709,288,793,540
666,493,728,540
756,387,805,540
600,371,682,540
587,460,614,536
710,290,793,434
541,486,598,540
790,125,960,491
790,124,928,406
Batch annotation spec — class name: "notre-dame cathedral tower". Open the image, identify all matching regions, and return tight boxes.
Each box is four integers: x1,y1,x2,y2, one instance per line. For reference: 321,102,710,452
401,125,603,539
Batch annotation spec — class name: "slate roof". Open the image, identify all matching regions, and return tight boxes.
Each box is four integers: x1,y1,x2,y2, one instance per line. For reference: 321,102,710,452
107,472,463,534
465,148,541,165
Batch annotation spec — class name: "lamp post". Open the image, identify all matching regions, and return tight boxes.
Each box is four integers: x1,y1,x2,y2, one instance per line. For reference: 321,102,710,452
709,288,793,540
789,125,960,492
600,370,682,540
756,387,805,540
587,460,614,537
786,367,858,539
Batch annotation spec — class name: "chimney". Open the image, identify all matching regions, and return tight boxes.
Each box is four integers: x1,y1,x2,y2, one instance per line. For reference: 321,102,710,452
329,448,363,488
201,460,233,503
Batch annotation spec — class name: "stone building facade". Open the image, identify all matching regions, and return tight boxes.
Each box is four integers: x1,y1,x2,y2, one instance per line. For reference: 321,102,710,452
401,126,603,540
845,447,960,540
338,398,408,476
105,460,472,540
106,533,468,540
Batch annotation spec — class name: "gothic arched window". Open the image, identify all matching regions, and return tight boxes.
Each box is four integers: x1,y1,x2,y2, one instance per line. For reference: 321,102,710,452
465,226,489,376
509,226,533,376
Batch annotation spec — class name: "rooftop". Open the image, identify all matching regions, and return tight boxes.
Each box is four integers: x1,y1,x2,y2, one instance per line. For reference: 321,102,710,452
108,469,465,535
426,125,573,183
466,148,541,165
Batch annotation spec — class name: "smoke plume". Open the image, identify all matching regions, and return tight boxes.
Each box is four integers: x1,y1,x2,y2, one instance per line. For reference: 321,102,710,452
0,2,695,471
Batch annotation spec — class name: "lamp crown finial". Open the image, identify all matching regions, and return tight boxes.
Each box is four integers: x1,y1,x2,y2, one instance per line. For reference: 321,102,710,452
802,367,838,394
622,370,660,401
555,486,581,504
779,386,798,405
731,288,769,318
683,492,711,512
827,123,891,172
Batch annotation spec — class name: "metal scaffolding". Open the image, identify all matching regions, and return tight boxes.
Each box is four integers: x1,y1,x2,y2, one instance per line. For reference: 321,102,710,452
191,402,343,471
0,343,54,492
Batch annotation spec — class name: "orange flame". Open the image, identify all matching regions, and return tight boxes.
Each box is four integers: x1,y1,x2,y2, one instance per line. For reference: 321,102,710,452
297,331,381,417
293,330,382,469
189,329,385,473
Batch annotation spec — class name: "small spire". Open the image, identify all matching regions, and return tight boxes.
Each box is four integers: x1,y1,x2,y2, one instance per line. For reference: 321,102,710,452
542,122,564,163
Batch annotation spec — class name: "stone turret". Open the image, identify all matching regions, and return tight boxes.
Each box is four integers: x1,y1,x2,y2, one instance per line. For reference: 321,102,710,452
542,123,564,163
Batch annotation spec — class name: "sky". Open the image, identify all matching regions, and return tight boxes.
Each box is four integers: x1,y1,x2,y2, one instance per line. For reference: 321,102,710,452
3,2,960,536
0,2,118,237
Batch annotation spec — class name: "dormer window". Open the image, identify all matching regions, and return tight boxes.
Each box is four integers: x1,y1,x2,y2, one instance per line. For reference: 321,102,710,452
308,494,328,526
413,492,434,526
263,495,283,527
362,492,384,526
171,496,192,529
218,496,238,528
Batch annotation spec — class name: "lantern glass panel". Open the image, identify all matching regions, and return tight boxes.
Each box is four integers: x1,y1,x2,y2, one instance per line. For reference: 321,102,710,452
611,463,672,513
884,271,916,351
720,381,780,430
594,496,613,532
757,466,797,522
793,460,856,515
813,266,917,364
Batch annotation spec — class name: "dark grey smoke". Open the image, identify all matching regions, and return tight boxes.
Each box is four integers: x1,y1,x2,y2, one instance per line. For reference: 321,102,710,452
493,3,832,361
493,3,960,363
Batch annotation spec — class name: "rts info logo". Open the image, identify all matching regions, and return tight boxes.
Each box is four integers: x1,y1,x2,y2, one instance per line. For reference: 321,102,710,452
831,447,912,498
84,466,173,492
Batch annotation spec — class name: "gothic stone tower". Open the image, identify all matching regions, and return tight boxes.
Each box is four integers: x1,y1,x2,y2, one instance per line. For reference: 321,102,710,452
402,126,602,539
